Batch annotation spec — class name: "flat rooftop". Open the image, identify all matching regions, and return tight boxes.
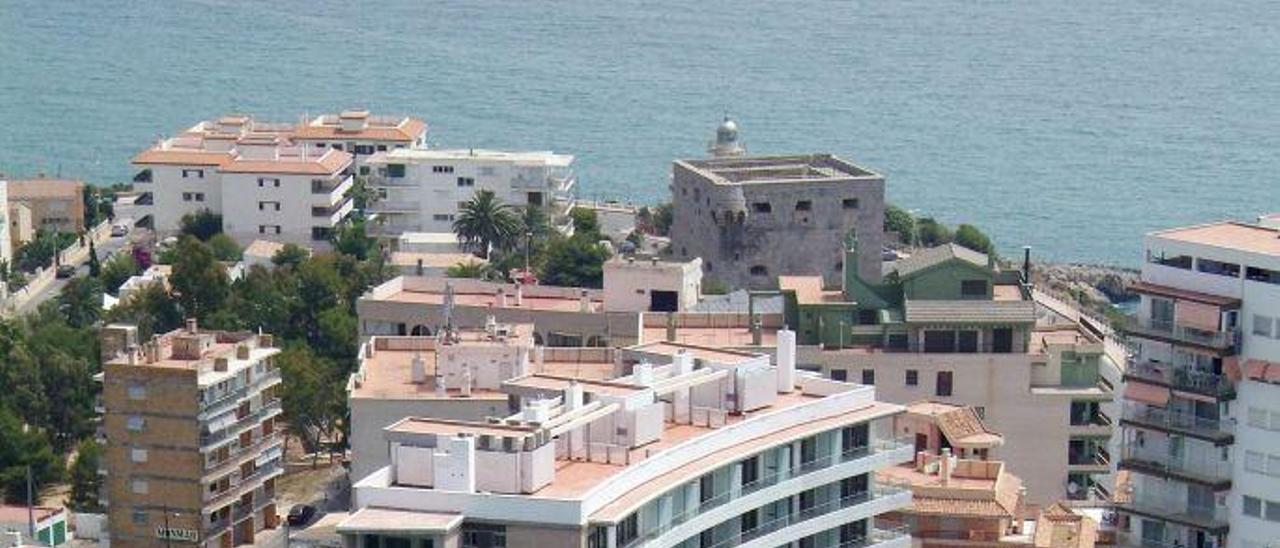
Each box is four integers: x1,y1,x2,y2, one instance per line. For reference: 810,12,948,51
1150,220,1280,257
678,154,880,185
503,374,648,398
378,285,602,313
642,326,776,348
629,341,763,365
372,148,573,166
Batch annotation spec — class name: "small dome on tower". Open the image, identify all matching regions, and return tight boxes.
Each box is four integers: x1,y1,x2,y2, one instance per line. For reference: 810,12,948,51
708,115,746,158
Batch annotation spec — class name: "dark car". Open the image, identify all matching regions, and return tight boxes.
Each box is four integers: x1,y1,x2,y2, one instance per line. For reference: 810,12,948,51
55,265,77,279
287,504,317,526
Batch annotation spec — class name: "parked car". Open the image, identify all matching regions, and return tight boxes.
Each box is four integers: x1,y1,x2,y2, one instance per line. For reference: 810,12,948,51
56,265,77,279
287,504,317,526
111,218,133,237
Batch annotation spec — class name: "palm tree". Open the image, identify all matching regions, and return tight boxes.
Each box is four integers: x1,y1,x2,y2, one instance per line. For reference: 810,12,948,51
446,260,493,280
453,190,521,259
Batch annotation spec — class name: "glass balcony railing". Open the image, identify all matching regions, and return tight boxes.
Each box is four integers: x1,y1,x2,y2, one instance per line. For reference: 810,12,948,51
620,437,912,548
702,482,910,548
1125,361,1234,399
1118,442,1232,486
1124,318,1238,350
1121,404,1233,440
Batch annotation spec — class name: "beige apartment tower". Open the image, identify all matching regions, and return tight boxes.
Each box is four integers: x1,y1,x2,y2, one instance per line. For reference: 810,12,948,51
102,321,284,547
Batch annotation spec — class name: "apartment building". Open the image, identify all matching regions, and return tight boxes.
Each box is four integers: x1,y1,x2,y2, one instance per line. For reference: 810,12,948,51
339,328,916,548
363,148,576,238
669,154,885,289
101,321,284,547
356,255,774,349
131,110,425,247
780,242,1122,507
6,178,85,235
1119,218,1280,548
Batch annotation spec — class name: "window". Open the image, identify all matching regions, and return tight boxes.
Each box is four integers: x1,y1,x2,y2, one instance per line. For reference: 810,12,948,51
258,225,281,235
131,479,149,494
992,327,1014,353
614,513,638,546
432,214,453,222
1243,495,1263,517
924,330,957,353
257,177,280,188
699,474,715,503
936,371,953,396
740,509,758,532
457,177,475,187
314,143,326,148
376,145,388,152
905,369,918,386
752,202,772,213
353,144,375,155
1197,258,1240,278
128,384,147,400
957,330,979,353
194,192,204,202
741,457,759,486
1253,315,1273,337
749,265,768,276
1268,500,1280,522
432,165,454,174
830,369,847,382
131,448,148,463
1149,252,1192,270
795,200,812,212
974,406,986,419
258,201,281,212
842,198,859,209
311,227,333,241
331,143,344,151
1246,266,1280,285
386,164,406,178
181,169,204,179
861,369,875,385
960,279,988,297
126,416,146,432
461,523,507,548
131,510,148,524
587,527,608,548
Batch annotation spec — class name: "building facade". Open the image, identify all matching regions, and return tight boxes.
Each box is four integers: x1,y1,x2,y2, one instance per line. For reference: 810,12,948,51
6,178,85,235
1120,218,1280,548
339,328,915,548
102,321,283,547
669,154,885,289
131,111,425,247
365,148,576,238
780,243,1121,507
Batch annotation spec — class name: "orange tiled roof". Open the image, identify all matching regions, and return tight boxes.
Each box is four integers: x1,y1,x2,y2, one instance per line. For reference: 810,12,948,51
132,149,234,167
291,118,426,142
220,149,352,175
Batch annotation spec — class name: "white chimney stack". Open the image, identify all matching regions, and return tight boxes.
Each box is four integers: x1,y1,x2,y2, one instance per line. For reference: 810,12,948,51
940,448,954,486
672,350,693,377
498,290,508,308
633,362,654,386
565,381,585,411
515,283,524,306
579,290,591,312
460,367,473,397
776,329,797,392
435,371,447,396
523,399,553,423
410,352,427,384
515,345,530,377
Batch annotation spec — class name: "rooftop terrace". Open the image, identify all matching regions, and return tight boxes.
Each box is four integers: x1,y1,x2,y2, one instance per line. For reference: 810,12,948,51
1149,220,1280,256
677,154,880,185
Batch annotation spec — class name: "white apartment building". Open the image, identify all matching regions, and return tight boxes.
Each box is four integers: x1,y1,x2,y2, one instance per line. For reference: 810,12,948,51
132,111,426,248
339,329,915,548
365,148,576,237
1120,217,1280,548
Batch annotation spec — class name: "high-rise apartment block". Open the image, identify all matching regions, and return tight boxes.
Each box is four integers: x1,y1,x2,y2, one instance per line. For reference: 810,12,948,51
101,321,283,547
1120,217,1280,548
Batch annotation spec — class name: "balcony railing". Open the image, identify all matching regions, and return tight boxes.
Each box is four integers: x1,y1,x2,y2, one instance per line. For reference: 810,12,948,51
703,482,910,548
1114,497,1227,533
206,431,283,475
368,200,420,213
204,459,283,506
620,437,911,548
1118,442,1232,488
1125,361,1235,400
199,368,282,420
1121,404,1233,441
1124,318,1238,351
201,399,283,447
1070,409,1112,428
1068,447,1111,467
133,169,153,183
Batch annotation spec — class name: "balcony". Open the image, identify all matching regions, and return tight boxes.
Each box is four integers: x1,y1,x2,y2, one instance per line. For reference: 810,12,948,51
620,437,913,548
368,200,420,214
365,174,416,188
201,398,283,448
1114,497,1228,535
205,431,284,476
1068,446,1111,469
199,368,282,420
1117,442,1231,490
133,169,153,183
311,175,353,206
204,458,284,506
1119,404,1232,444
1124,361,1234,400
1123,318,1238,352
703,482,911,548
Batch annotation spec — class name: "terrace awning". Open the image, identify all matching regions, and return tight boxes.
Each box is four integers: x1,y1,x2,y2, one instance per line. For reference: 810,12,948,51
1124,382,1170,407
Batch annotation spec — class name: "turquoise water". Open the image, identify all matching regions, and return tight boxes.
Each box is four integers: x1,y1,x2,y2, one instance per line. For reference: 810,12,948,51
2,0,1277,265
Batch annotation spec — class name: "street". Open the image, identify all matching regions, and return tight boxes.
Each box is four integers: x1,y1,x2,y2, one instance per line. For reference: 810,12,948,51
13,231,132,316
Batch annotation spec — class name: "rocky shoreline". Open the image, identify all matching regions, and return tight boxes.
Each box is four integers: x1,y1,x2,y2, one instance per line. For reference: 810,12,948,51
1033,261,1139,317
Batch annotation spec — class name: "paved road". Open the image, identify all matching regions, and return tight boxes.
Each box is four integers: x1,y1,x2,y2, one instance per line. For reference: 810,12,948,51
14,232,132,316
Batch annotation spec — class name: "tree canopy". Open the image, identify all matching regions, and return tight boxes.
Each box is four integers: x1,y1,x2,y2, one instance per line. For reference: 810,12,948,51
453,190,521,259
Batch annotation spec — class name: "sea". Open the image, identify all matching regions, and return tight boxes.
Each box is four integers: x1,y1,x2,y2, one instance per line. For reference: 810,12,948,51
2,0,1277,266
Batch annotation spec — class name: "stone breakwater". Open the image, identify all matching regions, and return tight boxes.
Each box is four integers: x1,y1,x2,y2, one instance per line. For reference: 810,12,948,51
1034,262,1139,309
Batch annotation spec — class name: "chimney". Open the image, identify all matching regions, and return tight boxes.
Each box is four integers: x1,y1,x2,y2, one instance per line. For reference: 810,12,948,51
940,448,954,486
650,256,659,266
214,357,229,372
564,380,585,411
665,312,677,342
485,315,497,336
498,289,508,308
460,367,473,397
410,352,427,384
579,290,590,312
186,318,198,334
522,399,552,423
633,362,654,386
1022,246,1032,283
534,344,545,371
672,350,693,377
144,342,159,364
776,328,797,392
416,259,424,276
515,345,529,377
915,451,928,471
514,283,524,306
435,371,447,396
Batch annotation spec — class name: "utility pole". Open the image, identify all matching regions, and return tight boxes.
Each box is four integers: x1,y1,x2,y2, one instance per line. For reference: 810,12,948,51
26,465,35,545
163,504,172,548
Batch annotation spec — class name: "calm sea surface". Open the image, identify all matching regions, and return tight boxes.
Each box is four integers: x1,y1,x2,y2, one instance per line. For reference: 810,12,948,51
2,0,1277,265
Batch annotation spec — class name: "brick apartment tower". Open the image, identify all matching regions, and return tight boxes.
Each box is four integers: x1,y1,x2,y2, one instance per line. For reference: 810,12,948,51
102,320,284,547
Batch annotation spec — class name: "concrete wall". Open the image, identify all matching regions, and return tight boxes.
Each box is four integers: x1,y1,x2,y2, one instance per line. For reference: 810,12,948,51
669,158,884,290
349,397,509,483
146,164,224,235
221,172,351,250
602,257,702,312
